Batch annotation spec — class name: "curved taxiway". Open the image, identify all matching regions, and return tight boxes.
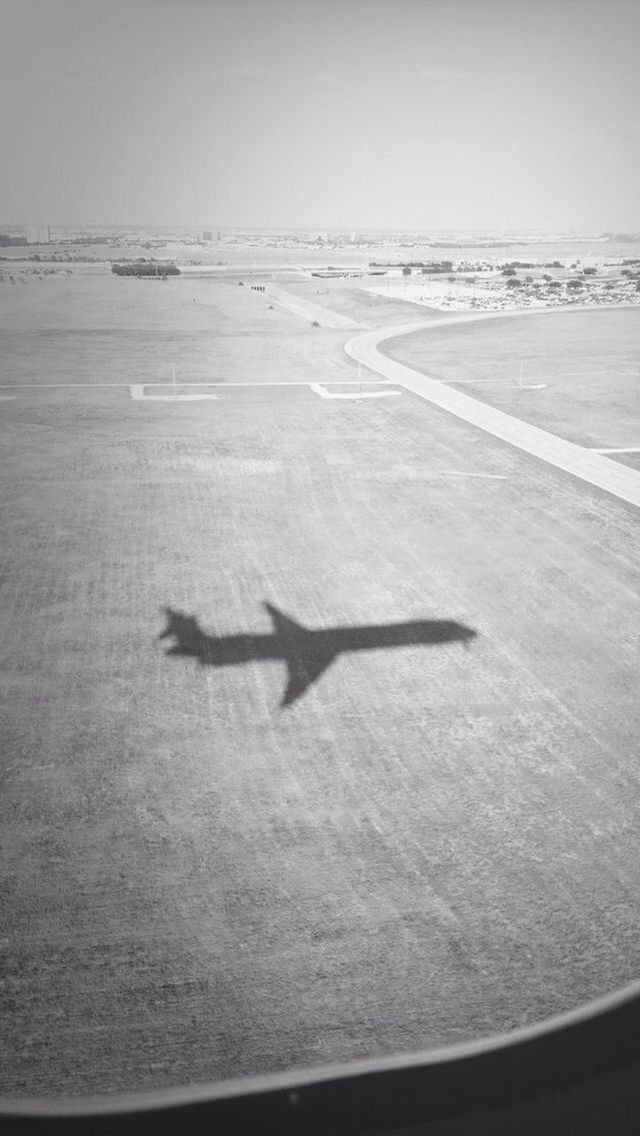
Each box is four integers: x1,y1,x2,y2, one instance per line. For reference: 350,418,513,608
345,306,640,510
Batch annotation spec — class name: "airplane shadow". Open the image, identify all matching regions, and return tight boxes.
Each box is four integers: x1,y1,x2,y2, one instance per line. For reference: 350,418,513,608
158,602,478,707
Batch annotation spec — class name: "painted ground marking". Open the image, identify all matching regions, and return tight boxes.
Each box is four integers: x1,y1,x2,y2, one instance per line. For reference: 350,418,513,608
130,385,218,402
311,383,401,401
592,446,640,455
429,471,509,479
345,309,640,511
0,381,391,390
445,378,548,389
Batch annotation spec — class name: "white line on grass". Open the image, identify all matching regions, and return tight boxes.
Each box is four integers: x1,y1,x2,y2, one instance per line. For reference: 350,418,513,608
0,381,392,390
310,382,401,401
429,471,509,479
0,383,138,389
443,378,547,389
437,378,513,385
345,309,640,511
130,385,218,401
591,446,640,454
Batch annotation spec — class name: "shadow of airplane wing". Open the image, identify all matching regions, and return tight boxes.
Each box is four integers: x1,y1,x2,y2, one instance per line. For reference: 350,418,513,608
264,601,306,637
281,649,337,707
264,602,337,707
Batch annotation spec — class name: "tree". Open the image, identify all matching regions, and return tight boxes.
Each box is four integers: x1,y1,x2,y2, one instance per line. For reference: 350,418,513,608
402,266,412,276
502,267,516,276
542,274,552,282
111,261,180,277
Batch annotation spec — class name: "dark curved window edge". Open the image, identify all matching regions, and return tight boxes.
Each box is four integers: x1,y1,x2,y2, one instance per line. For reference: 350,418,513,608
3,978,640,1135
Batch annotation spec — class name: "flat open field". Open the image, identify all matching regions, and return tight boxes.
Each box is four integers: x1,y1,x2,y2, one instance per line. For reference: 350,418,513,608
381,307,640,455
0,274,361,386
1,277,640,1098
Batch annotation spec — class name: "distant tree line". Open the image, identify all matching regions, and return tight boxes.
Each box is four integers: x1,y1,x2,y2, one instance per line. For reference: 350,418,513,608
0,234,28,247
370,260,453,273
503,260,563,270
420,261,454,273
111,261,180,277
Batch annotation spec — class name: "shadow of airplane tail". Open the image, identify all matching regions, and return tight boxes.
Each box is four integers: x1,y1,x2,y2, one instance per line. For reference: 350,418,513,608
158,608,211,664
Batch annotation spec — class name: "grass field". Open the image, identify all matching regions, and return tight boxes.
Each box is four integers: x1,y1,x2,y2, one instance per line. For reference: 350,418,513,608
0,274,360,387
265,273,439,328
1,276,640,1098
381,306,640,451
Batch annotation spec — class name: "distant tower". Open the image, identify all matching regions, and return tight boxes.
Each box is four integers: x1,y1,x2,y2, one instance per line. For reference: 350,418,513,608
202,230,212,242
47,225,52,243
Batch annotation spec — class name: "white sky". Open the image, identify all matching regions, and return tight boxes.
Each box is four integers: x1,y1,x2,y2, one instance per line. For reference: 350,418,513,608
1,0,639,230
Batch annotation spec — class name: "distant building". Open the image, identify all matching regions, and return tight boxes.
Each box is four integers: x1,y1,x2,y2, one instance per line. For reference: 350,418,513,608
25,224,50,244
202,230,213,242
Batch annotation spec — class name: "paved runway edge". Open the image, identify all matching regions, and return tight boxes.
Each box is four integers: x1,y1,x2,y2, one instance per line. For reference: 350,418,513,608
344,308,640,511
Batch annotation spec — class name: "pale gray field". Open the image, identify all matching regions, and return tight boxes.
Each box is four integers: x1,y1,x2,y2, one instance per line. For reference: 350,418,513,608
1,275,639,1098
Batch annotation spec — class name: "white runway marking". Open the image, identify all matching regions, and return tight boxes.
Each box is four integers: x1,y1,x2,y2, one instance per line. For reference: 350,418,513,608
130,385,218,401
0,395,16,400
0,383,135,389
442,377,514,385
592,446,640,455
445,378,547,389
430,471,509,479
345,308,640,511
0,380,391,390
310,382,400,401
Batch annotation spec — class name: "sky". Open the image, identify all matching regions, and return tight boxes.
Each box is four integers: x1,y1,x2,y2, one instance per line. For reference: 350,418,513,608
1,0,639,231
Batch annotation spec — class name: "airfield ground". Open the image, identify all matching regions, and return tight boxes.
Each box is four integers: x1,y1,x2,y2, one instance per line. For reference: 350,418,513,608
381,306,640,457
1,273,640,1097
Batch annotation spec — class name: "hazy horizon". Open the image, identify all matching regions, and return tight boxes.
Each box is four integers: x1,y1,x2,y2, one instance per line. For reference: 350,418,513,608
2,0,639,231
0,221,630,233
2,222,629,234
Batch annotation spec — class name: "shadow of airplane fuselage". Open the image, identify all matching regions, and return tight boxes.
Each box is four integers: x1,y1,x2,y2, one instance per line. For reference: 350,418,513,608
159,602,477,706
